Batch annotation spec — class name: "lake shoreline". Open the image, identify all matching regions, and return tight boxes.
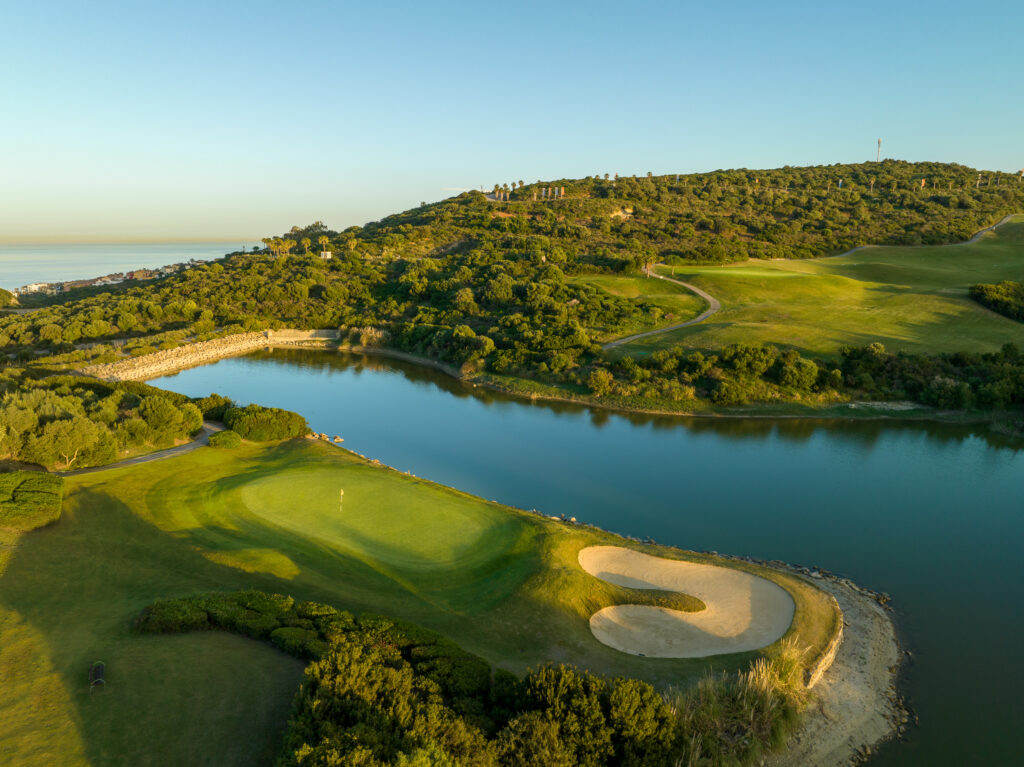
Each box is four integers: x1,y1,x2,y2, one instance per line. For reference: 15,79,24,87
77,331,1014,434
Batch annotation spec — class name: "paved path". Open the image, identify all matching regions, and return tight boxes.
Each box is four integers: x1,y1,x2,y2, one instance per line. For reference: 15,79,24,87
57,421,223,477
602,271,721,351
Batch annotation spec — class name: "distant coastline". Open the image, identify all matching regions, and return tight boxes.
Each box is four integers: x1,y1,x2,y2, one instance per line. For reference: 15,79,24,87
0,241,255,291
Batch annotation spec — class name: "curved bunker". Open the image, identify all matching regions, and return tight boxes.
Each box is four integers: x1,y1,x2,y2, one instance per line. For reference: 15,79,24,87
579,546,795,658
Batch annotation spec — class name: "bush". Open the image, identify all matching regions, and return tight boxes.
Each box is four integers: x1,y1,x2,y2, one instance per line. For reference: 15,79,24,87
208,430,241,449
193,392,234,421
270,627,327,658
223,404,308,441
135,598,210,633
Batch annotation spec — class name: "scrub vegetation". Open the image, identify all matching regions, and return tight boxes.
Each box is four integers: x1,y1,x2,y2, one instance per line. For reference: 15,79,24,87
0,439,837,766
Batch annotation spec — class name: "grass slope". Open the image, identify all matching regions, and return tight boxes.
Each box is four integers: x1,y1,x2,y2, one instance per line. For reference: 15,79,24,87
611,216,1024,357
0,439,836,766
569,274,706,340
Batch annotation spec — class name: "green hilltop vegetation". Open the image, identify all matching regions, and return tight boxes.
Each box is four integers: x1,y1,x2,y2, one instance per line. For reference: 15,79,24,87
3,160,1024,419
0,439,836,766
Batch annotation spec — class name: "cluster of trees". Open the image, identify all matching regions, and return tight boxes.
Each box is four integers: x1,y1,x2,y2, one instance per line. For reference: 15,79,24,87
0,470,63,531
838,342,1024,410
0,373,203,469
137,590,806,767
223,404,309,441
586,344,841,406
971,280,1024,323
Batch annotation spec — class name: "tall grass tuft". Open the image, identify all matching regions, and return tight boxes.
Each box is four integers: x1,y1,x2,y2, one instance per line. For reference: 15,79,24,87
663,639,808,766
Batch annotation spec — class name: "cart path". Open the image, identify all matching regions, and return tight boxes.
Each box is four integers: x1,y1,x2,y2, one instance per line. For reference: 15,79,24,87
601,272,721,350
57,421,223,476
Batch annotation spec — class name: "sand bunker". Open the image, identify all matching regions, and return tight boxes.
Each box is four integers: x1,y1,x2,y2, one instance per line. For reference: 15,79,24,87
579,546,795,658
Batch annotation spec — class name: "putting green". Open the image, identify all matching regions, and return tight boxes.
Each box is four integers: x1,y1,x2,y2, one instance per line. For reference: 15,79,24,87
239,466,518,573
0,439,839,766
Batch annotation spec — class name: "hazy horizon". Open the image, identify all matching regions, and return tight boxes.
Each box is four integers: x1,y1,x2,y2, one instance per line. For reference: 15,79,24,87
4,0,1022,243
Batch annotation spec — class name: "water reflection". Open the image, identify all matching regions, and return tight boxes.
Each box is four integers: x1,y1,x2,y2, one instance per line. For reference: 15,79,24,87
234,347,1020,453
152,347,1024,767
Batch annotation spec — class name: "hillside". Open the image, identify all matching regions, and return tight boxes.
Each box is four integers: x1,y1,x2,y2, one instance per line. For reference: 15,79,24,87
3,161,1024,418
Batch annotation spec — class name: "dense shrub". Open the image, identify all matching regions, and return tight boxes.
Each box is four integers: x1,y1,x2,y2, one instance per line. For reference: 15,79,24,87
971,280,1024,322
223,404,308,441
192,392,234,421
208,430,242,449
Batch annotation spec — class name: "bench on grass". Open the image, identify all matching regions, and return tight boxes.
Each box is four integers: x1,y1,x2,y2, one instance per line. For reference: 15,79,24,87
89,661,105,692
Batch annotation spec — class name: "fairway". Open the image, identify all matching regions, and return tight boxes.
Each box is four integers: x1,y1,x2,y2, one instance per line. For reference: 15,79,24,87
0,439,838,766
607,216,1024,357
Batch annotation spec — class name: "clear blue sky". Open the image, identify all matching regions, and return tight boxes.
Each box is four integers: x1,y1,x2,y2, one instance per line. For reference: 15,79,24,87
2,0,1021,242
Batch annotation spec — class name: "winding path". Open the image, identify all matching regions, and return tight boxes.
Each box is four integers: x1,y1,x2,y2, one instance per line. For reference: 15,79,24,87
601,271,721,351
600,214,1020,351
57,421,223,477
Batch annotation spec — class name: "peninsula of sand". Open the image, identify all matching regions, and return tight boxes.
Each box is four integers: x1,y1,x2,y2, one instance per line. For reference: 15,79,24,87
578,545,905,766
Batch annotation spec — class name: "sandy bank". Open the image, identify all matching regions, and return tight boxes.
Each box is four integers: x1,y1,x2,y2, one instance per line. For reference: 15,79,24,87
578,546,794,658
767,574,905,766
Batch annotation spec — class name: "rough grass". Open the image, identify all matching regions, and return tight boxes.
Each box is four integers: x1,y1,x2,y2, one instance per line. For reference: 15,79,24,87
0,471,64,532
610,216,1024,357
0,439,837,766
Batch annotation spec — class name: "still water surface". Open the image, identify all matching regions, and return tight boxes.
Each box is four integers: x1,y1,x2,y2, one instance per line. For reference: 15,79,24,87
152,348,1024,766
0,242,254,290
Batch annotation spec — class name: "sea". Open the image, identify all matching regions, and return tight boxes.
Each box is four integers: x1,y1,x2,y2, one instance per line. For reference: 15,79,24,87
0,242,256,291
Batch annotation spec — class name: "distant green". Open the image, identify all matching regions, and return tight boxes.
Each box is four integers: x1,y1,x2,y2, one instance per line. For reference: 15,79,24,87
612,216,1024,357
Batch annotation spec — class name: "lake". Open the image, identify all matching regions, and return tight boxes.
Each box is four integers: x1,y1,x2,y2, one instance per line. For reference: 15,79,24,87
0,242,255,290
152,347,1024,766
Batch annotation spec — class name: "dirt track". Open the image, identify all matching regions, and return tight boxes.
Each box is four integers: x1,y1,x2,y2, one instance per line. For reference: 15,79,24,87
601,274,721,350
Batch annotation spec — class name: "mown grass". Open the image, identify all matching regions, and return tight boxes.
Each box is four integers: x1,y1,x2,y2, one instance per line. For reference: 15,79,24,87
571,274,706,339
0,439,836,766
610,216,1024,357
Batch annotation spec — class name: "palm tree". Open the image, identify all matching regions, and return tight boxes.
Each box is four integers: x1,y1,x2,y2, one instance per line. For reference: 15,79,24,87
301,237,312,254
283,239,296,256
318,235,329,253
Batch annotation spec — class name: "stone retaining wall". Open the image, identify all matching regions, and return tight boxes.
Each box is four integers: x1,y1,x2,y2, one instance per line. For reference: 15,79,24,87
79,329,340,381
805,593,844,688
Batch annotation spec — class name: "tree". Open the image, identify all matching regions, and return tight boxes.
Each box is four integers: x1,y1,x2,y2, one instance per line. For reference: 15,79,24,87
495,712,572,767
318,235,330,253
301,237,312,254
587,369,614,396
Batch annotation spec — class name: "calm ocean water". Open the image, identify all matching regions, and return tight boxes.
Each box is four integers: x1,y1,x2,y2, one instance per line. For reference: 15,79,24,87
0,242,255,290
